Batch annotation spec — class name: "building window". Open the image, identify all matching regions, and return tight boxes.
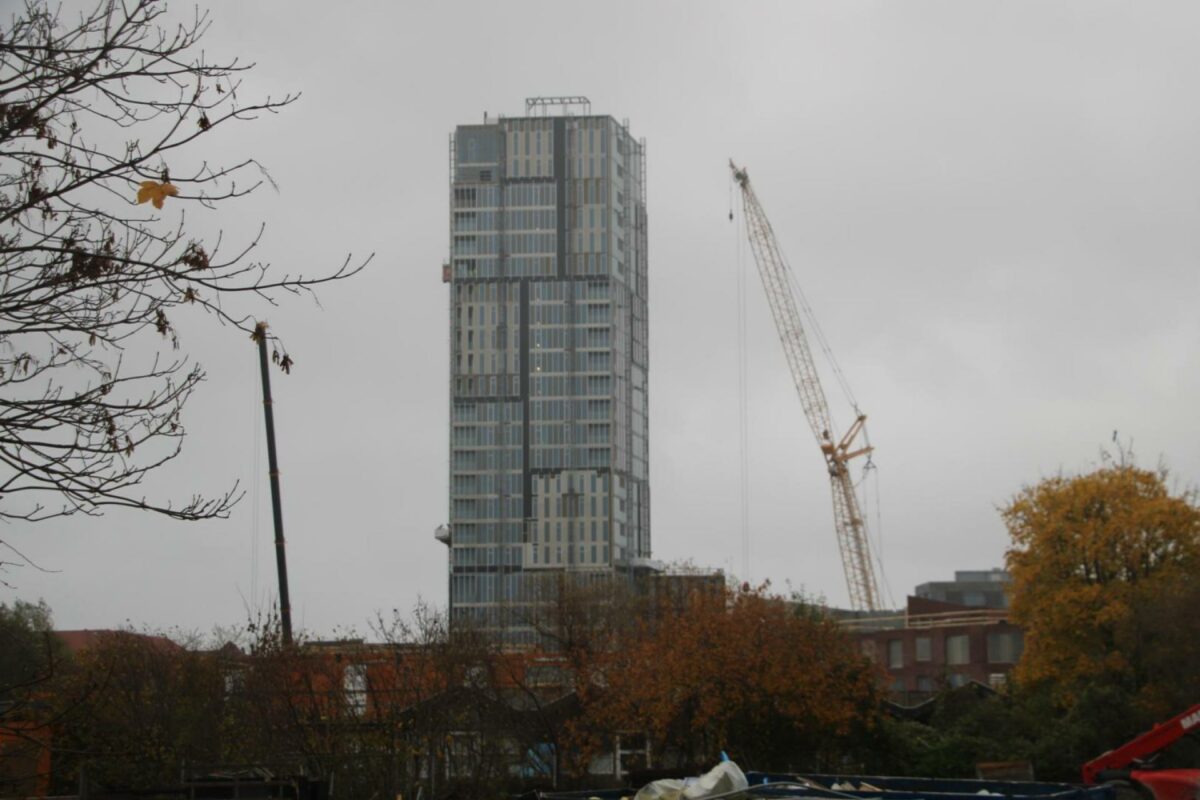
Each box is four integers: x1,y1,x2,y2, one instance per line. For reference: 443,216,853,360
987,631,1024,664
344,663,368,717
888,639,903,669
860,640,877,662
915,636,932,662
945,634,970,665
447,732,481,779
916,675,934,692
223,668,245,697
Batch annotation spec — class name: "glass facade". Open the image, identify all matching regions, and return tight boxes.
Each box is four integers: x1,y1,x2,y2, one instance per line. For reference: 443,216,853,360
446,113,649,641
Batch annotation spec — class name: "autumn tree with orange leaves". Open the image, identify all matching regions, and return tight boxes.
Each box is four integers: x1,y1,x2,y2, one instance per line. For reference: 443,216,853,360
0,0,366,539
1004,463,1200,718
567,584,884,775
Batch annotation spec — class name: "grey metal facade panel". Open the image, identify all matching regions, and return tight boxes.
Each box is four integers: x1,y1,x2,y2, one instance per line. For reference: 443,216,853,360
520,280,531,521
554,117,566,280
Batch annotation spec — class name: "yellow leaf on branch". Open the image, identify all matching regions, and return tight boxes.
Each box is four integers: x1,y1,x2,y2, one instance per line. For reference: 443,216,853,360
136,180,179,209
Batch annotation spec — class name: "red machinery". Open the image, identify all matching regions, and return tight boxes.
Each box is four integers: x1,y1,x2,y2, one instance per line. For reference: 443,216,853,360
1082,704,1200,800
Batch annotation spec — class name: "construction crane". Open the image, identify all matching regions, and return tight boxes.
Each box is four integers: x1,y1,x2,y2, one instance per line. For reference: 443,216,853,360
730,160,884,612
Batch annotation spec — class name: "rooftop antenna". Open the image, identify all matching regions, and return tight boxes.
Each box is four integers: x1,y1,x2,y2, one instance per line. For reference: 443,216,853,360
525,96,592,117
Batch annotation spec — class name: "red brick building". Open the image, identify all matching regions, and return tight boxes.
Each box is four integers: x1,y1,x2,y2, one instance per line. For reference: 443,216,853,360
845,595,1024,702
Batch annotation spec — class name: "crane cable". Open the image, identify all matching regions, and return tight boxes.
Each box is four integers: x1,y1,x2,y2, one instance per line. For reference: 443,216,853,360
780,258,860,419
772,201,891,605
731,173,751,582
856,455,896,609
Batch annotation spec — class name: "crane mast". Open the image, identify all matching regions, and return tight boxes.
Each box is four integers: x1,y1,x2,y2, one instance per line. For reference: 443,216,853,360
730,160,883,612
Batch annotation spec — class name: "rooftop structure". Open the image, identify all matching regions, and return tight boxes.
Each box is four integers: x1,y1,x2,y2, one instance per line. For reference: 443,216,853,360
914,568,1011,609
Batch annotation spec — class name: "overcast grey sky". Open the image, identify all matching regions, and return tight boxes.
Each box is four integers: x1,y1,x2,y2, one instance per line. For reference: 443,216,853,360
5,0,1199,635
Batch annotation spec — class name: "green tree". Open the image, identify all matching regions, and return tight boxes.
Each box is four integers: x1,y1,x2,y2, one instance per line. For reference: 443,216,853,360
0,600,65,796
49,630,224,793
0,600,59,703
863,687,1108,782
0,0,366,529
1003,463,1200,719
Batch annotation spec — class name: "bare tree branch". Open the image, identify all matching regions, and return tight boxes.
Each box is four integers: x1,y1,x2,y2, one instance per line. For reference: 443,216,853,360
0,0,371,525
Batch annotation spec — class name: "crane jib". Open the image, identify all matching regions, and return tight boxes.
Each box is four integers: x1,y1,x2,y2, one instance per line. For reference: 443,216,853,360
729,159,885,613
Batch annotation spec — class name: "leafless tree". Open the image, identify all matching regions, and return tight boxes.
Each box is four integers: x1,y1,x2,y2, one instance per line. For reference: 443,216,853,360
0,0,368,526
371,603,514,798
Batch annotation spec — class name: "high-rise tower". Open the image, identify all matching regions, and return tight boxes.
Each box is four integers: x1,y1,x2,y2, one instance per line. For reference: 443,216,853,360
442,98,649,642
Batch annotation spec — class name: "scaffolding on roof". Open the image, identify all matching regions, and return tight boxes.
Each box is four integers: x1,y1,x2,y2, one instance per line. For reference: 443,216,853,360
525,96,592,116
